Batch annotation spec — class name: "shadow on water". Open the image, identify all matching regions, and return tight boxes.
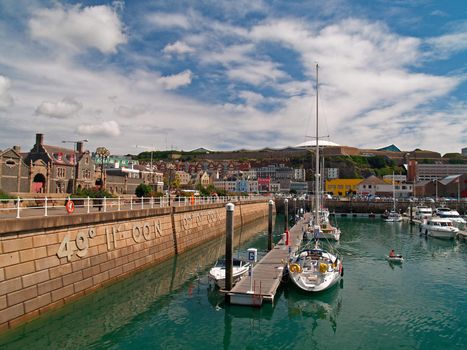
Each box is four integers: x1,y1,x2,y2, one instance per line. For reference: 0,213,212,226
283,284,343,335
0,216,281,349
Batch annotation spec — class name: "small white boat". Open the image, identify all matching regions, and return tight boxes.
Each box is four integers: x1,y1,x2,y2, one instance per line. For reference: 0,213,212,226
208,258,250,289
420,217,459,239
288,242,343,293
383,210,402,222
386,255,404,263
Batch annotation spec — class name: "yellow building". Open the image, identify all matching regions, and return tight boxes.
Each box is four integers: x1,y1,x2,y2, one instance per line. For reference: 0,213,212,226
325,179,363,197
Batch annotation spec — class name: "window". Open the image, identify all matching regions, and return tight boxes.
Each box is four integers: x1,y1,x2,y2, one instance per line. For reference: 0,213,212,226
5,159,16,168
57,167,66,178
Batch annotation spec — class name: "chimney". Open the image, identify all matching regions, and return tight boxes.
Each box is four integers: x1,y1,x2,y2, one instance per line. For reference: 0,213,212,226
35,133,44,149
13,145,21,153
77,141,83,154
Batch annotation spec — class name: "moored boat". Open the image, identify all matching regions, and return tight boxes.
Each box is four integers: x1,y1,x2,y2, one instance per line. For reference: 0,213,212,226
383,210,402,222
288,64,343,293
436,208,466,228
208,258,250,289
288,239,343,292
420,217,459,239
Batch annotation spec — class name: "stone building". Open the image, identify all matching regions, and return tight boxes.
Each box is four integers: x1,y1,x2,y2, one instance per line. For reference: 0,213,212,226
25,133,95,194
0,146,30,193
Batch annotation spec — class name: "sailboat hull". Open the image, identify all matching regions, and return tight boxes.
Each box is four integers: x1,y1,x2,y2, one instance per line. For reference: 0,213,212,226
288,250,342,293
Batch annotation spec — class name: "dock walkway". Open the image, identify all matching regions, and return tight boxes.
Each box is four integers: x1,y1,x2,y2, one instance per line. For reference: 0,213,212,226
228,214,310,306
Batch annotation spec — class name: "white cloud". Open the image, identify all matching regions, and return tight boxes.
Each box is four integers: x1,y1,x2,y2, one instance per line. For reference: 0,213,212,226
228,61,288,86
35,98,82,118
77,120,121,137
146,13,190,29
239,91,264,106
29,4,127,54
0,75,13,109
162,41,195,55
158,70,193,90
426,32,467,58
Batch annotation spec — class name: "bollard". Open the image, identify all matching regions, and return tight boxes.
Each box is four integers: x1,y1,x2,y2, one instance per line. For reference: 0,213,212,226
130,195,133,210
225,203,235,299
118,197,121,211
284,199,289,231
44,197,48,217
151,196,154,209
87,196,90,214
103,197,107,212
268,200,274,251
141,196,144,209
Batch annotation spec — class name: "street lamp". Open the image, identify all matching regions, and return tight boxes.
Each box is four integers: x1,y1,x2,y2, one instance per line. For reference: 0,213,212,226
62,139,88,193
95,147,110,190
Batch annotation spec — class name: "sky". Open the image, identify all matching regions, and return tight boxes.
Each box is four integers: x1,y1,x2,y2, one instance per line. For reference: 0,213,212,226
0,0,466,155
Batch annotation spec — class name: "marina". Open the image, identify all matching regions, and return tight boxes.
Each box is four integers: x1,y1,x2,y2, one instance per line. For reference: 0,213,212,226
1,216,466,349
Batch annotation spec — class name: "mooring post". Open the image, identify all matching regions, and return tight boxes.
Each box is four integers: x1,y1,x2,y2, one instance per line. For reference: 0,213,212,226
284,198,289,231
409,202,413,223
268,200,274,251
225,203,235,300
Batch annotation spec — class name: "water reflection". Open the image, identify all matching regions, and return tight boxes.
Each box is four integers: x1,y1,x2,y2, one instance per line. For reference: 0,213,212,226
284,285,343,334
0,218,271,349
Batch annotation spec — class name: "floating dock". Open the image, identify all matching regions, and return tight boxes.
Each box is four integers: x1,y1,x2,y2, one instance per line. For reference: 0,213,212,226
227,214,309,306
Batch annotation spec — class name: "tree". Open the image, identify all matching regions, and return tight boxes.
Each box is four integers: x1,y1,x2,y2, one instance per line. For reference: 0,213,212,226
135,183,152,197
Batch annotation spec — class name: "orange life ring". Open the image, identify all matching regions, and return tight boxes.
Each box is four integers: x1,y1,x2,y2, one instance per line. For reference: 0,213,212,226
66,200,75,214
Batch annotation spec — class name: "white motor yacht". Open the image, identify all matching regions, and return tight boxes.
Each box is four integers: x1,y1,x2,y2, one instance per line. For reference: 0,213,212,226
208,258,250,289
420,217,459,239
415,206,433,221
436,208,466,228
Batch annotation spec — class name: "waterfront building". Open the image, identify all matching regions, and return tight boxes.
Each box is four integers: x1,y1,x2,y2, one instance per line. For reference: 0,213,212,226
415,174,466,198
25,133,95,194
356,176,388,196
326,179,362,197
258,177,270,192
0,146,30,193
408,160,467,181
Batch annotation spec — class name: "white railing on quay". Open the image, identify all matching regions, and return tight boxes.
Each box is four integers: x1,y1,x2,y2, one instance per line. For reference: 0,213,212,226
0,194,271,219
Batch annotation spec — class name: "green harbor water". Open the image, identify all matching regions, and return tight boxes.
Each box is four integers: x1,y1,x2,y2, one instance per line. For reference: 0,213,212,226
1,216,466,349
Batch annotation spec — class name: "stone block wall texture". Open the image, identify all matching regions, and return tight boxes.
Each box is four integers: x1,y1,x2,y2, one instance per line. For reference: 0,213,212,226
0,200,269,331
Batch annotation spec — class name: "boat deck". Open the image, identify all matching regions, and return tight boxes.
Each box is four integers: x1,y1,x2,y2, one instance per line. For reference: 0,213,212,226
227,214,309,306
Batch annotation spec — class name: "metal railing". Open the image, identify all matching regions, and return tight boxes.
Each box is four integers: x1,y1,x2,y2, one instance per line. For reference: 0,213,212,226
0,195,271,219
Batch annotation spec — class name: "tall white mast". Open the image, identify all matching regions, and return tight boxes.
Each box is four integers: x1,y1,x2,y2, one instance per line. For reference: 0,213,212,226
315,63,320,225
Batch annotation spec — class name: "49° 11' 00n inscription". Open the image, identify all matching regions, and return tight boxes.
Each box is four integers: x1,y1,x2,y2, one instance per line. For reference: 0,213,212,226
56,219,164,261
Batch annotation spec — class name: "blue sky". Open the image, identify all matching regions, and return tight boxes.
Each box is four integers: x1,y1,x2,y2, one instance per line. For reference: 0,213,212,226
0,0,466,155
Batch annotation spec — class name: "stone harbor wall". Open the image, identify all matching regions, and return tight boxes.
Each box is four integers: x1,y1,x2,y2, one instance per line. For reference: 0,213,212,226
0,200,270,331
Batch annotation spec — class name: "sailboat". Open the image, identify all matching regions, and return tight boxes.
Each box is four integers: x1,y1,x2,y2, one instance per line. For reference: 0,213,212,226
383,173,402,222
288,64,343,292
